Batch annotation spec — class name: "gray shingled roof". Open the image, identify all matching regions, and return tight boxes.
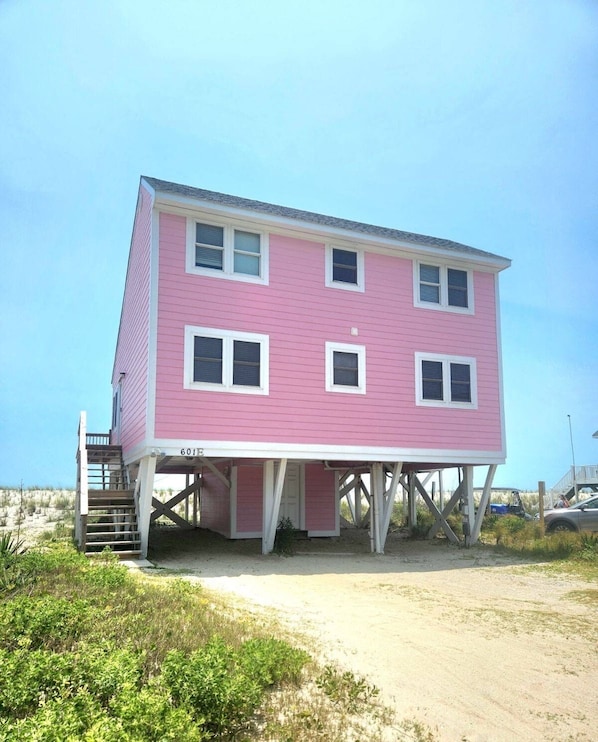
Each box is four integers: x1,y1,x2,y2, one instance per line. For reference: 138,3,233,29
142,176,509,264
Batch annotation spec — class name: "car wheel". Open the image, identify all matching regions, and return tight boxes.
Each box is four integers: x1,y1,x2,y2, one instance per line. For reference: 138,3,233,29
548,521,576,533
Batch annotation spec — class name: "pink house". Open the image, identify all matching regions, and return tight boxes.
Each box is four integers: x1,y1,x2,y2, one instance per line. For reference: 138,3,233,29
76,177,510,558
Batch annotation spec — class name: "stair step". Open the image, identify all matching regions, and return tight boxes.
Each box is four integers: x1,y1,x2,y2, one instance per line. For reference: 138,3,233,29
87,483,129,489
87,511,137,526
85,539,141,548
87,495,135,506
85,549,142,559
88,496,134,501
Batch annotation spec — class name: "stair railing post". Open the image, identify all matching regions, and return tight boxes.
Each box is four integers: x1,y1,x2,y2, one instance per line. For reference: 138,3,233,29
77,412,89,551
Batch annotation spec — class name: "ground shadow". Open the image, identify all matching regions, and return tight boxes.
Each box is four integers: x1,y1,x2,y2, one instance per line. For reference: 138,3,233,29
145,524,532,578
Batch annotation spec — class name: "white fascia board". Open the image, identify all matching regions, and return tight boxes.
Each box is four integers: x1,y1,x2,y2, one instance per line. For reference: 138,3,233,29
495,273,508,459
145,208,160,442
151,191,511,273
140,177,156,198
144,438,506,466
112,180,156,383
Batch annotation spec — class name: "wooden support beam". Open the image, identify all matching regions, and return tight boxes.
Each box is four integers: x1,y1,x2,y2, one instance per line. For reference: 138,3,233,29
345,489,357,524
354,475,362,526
408,472,417,528
413,474,460,545
470,464,497,543
462,466,475,547
262,459,287,554
199,457,230,488
193,472,200,528
150,498,192,529
371,463,384,553
381,462,403,544
150,478,202,523
419,471,434,488
339,472,369,527
137,455,157,558
427,481,463,541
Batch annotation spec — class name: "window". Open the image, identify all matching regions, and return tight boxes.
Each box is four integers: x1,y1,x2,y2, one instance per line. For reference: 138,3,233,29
186,218,268,284
326,342,366,394
325,246,364,291
184,326,269,394
415,353,477,408
414,262,473,312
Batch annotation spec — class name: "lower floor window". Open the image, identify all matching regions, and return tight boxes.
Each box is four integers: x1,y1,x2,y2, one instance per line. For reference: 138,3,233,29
326,342,366,394
416,353,477,408
185,326,269,394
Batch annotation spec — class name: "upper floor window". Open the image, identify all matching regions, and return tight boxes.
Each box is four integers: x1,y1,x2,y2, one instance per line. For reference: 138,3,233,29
184,326,269,394
326,246,365,292
186,218,269,284
414,262,473,313
415,353,477,408
325,341,366,394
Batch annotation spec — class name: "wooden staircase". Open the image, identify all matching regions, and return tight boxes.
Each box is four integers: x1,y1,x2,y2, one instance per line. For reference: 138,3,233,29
76,414,141,559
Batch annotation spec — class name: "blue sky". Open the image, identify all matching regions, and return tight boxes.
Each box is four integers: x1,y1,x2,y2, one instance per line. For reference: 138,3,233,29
1,0,596,490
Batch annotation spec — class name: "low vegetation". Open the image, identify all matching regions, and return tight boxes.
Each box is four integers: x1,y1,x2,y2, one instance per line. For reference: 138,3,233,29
390,497,598,579
480,514,598,579
0,530,393,741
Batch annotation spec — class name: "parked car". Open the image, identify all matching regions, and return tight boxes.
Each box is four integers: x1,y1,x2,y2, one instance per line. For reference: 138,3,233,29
544,494,598,533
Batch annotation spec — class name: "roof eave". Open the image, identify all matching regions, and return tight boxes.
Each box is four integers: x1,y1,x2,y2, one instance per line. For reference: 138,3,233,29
142,176,511,270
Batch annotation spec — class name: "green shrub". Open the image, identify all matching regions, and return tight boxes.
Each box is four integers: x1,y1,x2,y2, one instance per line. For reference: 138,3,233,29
0,688,105,742
81,561,128,589
273,516,297,555
409,508,436,538
162,637,262,735
238,637,308,686
0,645,143,718
108,684,207,741
0,595,91,650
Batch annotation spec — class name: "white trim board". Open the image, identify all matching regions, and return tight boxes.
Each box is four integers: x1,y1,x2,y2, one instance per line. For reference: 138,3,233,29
129,438,506,466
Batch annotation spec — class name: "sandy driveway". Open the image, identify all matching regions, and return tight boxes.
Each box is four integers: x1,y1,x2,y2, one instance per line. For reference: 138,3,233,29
148,529,597,741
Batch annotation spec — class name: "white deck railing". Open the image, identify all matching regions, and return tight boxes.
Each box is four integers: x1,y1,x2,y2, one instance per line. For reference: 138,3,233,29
547,465,598,507
75,411,88,549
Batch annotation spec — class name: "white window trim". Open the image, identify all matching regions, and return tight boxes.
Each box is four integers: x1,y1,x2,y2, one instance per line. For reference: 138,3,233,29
415,352,478,409
413,260,474,314
325,245,365,292
184,326,269,395
186,217,269,285
326,341,366,394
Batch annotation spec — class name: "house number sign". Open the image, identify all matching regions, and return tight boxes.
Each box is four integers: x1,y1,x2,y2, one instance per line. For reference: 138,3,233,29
180,447,204,456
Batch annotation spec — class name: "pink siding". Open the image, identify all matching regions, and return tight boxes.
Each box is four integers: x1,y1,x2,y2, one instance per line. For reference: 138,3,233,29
235,465,263,534
112,185,153,453
154,212,503,454
304,464,336,532
200,466,231,537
